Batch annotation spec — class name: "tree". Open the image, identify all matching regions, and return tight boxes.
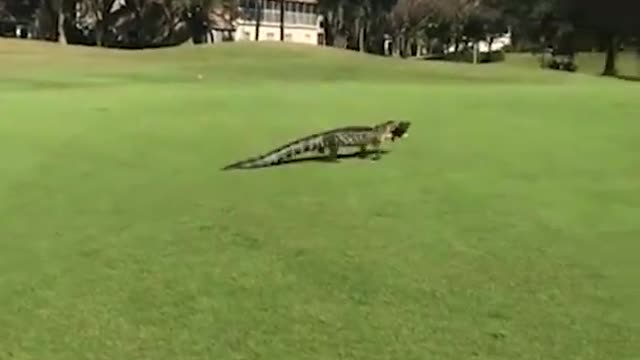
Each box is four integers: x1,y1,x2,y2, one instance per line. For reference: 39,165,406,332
52,0,67,44
317,0,347,47
208,0,242,42
254,0,260,40
362,0,396,53
77,0,118,46
279,0,284,41
389,0,433,56
462,0,506,61
486,0,553,50
561,0,637,76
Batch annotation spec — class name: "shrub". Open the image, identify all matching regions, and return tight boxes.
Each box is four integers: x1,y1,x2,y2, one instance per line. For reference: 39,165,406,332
540,51,578,72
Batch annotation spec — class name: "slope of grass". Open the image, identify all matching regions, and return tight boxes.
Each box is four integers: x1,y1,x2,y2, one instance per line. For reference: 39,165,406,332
505,51,639,78
1,38,594,86
1,39,639,360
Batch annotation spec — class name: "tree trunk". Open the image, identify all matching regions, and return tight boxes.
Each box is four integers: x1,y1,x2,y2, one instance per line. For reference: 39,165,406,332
637,46,640,77
358,19,365,52
279,0,284,41
397,34,404,57
323,10,334,46
391,35,400,56
404,35,412,57
35,0,55,41
57,2,66,44
602,33,617,76
473,42,478,64
160,2,174,44
96,21,103,46
488,37,494,61
254,0,261,41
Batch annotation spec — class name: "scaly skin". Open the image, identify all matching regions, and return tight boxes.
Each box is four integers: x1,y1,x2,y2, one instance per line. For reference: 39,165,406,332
221,120,411,170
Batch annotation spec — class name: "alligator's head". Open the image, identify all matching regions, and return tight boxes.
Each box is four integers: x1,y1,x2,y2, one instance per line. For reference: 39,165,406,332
375,120,411,142
389,120,411,141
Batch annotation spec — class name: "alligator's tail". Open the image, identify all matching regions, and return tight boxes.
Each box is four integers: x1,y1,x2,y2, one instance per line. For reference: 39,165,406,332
221,134,325,171
221,152,281,170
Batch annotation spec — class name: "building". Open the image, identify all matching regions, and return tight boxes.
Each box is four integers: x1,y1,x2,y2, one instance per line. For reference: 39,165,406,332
209,0,324,45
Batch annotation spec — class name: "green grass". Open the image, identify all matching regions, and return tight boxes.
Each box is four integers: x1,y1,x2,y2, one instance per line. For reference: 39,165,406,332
1,38,639,360
505,50,639,78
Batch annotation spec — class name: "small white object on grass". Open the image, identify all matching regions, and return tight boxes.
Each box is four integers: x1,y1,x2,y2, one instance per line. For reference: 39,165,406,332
197,74,203,80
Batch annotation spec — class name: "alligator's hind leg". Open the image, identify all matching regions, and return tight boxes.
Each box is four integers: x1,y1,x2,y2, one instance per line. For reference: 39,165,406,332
323,134,340,162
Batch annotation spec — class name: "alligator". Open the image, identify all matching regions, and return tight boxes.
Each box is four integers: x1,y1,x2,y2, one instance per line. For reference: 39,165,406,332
221,120,411,171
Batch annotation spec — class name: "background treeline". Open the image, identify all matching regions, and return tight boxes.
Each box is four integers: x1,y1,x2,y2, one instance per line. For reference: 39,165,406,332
0,0,638,75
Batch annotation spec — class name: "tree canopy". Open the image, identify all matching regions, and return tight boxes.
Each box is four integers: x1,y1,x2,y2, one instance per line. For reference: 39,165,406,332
1,0,637,75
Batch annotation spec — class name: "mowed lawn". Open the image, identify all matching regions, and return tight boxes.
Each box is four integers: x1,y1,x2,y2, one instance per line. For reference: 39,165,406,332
1,39,639,359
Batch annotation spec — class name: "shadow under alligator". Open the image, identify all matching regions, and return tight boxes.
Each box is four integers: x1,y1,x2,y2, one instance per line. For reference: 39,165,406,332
222,149,391,171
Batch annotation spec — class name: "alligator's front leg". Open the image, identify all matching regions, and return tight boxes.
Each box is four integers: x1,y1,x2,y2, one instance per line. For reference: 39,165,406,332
357,144,368,158
370,139,382,161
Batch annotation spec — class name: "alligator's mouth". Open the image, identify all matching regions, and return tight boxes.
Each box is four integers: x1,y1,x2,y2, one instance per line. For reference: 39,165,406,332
390,121,411,141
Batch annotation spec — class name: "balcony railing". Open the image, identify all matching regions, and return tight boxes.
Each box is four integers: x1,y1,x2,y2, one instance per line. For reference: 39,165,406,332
239,0,319,26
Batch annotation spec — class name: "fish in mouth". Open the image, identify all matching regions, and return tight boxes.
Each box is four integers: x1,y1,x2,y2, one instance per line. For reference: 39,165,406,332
389,120,411,141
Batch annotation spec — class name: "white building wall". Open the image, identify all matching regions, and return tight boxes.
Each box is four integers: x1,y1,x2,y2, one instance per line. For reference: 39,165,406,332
234,22,320,45
232,0,324,45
